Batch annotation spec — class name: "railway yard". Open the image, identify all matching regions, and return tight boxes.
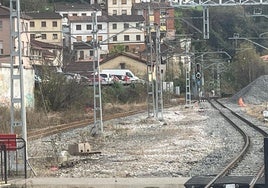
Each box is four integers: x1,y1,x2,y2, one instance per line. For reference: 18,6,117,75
18,75,268,188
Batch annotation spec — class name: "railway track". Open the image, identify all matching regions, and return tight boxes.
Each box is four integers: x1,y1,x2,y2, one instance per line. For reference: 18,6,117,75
205,99,268,188
27,109,146,140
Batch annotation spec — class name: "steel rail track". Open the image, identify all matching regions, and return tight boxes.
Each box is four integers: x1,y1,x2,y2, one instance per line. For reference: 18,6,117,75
204,99,267,188
27,109,147,140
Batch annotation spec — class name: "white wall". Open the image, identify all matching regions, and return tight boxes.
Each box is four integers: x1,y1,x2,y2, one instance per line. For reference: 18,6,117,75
0,65,35,108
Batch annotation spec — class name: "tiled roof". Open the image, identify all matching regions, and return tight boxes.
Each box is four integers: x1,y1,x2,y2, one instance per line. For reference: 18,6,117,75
64,61,95,76
69,14,144,23
31,39,62,49
100,52,147,64
132,2,172,10
54,2,101,12
68,15,109,22
26,12,62,19
0,6,10,16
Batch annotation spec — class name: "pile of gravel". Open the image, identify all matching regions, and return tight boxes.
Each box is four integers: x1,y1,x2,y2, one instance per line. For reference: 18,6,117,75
231,75,268,105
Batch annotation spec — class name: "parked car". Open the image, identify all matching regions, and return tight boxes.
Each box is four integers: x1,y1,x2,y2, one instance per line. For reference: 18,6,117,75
87,74,105,84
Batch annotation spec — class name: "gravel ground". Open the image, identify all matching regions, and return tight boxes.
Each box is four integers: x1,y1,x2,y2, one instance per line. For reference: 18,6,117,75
25,75,268,178
27,101,246,178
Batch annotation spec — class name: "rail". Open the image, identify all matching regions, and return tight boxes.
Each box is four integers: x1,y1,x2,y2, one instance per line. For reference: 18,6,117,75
204,99,267,188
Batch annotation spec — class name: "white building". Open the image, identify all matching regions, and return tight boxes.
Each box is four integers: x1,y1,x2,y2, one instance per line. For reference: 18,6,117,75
107,14,146,53
68,15,109,61
107,0,142,16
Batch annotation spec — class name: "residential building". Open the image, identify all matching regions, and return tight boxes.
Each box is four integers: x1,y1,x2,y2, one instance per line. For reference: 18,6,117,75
100,52,147,79
108,14,145,53
54,2,102,48
30,39,63,68
132,1,175,39
107,0,142,16
68,15,109,61
0,5,34,107
27,12,63,46
0,5,31,67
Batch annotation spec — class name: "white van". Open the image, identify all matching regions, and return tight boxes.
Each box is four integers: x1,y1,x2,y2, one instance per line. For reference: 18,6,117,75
100,69,139,82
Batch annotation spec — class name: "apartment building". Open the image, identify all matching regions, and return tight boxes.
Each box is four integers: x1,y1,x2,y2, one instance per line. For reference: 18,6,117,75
68,15,109,61
107,0,142,16
27,12,63,46
108,14,145,53
0,5,31,67
132,1,175,39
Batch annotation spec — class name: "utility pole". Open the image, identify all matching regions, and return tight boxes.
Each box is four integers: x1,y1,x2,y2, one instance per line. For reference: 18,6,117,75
10,0,28,157
146,5,163,120
91,11,103,135
146,5,155,118
155,25,163,120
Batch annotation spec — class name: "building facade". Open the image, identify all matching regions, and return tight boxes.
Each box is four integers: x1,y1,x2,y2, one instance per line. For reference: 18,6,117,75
108,15,145,53
68,15,109,61
132,1,175,39
27,12,63,46
107,0,142,16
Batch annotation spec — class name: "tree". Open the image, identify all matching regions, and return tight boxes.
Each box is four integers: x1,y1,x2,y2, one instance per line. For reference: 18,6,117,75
230,42,265,90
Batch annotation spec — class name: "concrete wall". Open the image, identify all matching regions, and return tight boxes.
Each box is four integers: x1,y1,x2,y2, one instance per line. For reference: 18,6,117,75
0,65,35,108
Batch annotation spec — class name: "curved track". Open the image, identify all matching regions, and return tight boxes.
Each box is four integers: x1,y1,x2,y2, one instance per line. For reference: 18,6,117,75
27,109,146,140
205,99,268,188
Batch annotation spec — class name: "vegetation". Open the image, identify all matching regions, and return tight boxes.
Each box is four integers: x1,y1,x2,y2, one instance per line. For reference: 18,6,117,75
175,6,268,94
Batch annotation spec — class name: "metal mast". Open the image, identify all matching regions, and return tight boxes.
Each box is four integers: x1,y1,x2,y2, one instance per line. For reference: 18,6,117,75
146,5,155,117
10,0,28,155
155,25,163,120
91,11,103,135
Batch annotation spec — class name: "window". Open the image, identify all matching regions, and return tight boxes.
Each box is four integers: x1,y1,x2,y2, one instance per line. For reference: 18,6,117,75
90,50,94,56
136,35,141,41
136,23,140,28
76,25,82,30
113,0,117,4
26,42,29,56
137,10,143,15
82,13,86,16
41,21,46,27
124,35,129,41
52,21,57,27
76,36,82,41
41,34,47,39
122,0,127,4
24,23,28,31
73,13,77,16
63,14,68,18
29,21,34,27
98,36,103,41
122,10,127,15
79,51,84,60
113,10,117,15
160,21,166,26
0,20,2,31
124,23,129,29
86,24,92,30
0,41,3,55
97,24,102,30
120,62,126,69
113,36,117,41
53,34,58,40
160,9,166,16
87,36,92,41
22,41,25,55
112,24,117,29
30,34,35,39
